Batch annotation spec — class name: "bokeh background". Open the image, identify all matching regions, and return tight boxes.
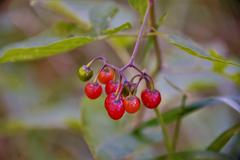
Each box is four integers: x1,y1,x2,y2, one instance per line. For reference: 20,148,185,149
0,0,240,159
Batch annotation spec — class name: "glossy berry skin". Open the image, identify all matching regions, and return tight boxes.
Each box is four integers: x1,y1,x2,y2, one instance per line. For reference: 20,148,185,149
141,89,161,109
84,82,102,99
104,93,116,110
98,67,115,84
78,65,93,81
106,98,125,120
105,80,120,95
123,96,140,113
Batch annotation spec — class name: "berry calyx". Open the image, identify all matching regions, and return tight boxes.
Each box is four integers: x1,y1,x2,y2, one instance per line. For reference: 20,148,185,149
106,98,125,120
98,67,115,84
141,89,161,109
122,82,130,97
105,80,120,95
123,96,140,113
84,82,102,99
78,65,93,81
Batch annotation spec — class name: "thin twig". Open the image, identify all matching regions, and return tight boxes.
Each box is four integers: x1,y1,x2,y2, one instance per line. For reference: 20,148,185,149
134,0,164,136
149,0,162,77
172,94,187,151
154,108,173,153
164,77,188,152
128,0,152,65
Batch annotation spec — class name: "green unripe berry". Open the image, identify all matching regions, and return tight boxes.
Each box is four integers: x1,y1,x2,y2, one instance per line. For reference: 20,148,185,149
78,65,93,81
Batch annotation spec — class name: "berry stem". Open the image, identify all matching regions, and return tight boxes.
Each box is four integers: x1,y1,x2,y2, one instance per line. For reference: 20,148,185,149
87,56,106,67
130,74,142,83
154,108,173,154
132,76,143,94
143,73,155,90
115,75,123,99
88,0,153,81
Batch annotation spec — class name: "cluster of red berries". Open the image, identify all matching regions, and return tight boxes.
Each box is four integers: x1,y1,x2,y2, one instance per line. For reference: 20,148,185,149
78,58,161,120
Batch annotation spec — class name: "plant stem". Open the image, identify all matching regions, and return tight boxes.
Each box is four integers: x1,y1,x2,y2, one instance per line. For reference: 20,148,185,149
134,0,163,134
172,94,187,151
149,0,162,77
154,108,173,154
127,0,152,65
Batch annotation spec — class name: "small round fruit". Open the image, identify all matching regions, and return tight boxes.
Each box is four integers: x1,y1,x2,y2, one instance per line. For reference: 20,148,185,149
104,93,116,110
106,98,125,120
84,82,102,99
105,80,120,95
98,67,115,84
78,65,93,81
141,89,161,109
124,96,140,113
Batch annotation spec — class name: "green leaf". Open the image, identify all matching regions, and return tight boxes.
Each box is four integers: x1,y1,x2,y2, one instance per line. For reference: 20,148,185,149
80,96,126,155
31,0,91,31
155,151,234,160
133,96,240,133
157,12,168,28
80,96,161,160
229,72,240,85
128,0,148,18
0,33,95,63
0,19,132,63
102,22,132,35
96,134,146,160
207,123,240,152
89,3,118,34
167,35,240,67
210,49,228,73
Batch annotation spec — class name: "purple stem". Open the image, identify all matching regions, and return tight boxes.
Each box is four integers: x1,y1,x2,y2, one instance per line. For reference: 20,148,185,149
121,0,152,68
90,0,153,87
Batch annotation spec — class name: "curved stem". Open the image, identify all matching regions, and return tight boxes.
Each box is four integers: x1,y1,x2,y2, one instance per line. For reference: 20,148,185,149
132,77,143,95
130,74,142,83
87,56,106,67
115,74,123,99
143,73,155,90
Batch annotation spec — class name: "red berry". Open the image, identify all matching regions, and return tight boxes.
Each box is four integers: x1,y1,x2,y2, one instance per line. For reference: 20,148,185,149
98,67,115,84
141,89,161,109
106,98,125,120
105,80,121,95
84,82,102,99
123,96,140,113
104,93,116,110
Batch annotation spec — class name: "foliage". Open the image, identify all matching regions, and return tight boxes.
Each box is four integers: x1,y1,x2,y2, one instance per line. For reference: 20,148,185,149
0,0,239,159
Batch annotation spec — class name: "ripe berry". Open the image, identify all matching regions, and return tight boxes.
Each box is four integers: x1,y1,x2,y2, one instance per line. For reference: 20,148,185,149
106,98,125,120
98,67,115,84
84,82,102,99
105,80,120,95
141,89,161,109
104,93,116,110
78,65,93,81
123,96,140,113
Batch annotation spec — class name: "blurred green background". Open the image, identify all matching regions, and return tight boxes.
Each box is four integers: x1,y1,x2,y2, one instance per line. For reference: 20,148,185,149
0,0,239,159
